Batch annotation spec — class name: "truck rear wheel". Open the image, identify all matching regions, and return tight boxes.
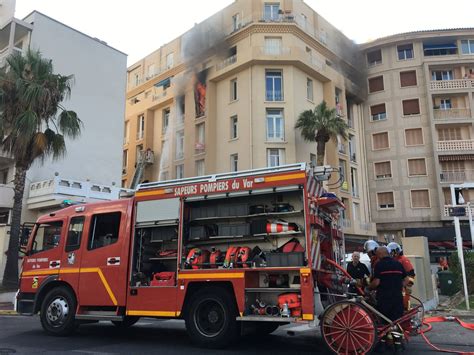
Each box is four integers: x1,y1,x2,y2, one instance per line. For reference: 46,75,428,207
40,286,77,336
185,287,239,348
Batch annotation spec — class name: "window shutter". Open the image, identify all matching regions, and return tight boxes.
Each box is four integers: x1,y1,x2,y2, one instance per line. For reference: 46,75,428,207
367,49,382,64
411,190,430,208
402,99,420,115
370,103,386,115
405,128,423,146
373,132,389,149
375,161,391,177
378,192,394,206
438,127,462,141
400,70,417,87
408,158,426,176
368,76,384,93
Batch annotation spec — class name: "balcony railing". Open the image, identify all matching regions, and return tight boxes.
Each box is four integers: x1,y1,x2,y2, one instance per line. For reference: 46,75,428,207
265,90,284,101
440,170,474,183
216,54,237,71
260,46,291,56
437,139,474,151
338,143,346,154
443,204,474,218
430,79,474,91
433,108,472,120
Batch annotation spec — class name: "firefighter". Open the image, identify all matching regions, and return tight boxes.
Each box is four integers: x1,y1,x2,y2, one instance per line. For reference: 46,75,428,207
363,239,379,276
387,242,415,310
370,246,408,352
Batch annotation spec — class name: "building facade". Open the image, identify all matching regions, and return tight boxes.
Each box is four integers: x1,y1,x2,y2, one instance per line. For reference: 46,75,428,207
362,30,474,248
123,0,377,244
0,5,128,281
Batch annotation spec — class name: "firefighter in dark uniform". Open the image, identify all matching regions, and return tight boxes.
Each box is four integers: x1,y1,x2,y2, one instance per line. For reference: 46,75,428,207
369,246,408,321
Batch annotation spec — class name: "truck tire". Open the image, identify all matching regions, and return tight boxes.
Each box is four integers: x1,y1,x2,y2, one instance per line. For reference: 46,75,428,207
112,316,140,328
185,287,239,348
40,286,77,336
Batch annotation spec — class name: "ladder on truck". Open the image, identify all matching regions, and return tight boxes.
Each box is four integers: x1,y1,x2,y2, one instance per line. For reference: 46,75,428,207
130,149,154,189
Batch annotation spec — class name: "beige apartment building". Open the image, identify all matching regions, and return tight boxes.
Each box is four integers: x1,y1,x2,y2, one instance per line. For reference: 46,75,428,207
122,0,377,245
362,30,474,249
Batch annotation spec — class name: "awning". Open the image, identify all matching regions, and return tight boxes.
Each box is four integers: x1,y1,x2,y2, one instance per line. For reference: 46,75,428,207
154,77,171,88
439,154,474,161
406,226,471,242
423,43,457,50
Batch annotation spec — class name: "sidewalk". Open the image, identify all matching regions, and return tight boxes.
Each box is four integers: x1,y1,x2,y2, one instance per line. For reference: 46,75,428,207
0,291,16,315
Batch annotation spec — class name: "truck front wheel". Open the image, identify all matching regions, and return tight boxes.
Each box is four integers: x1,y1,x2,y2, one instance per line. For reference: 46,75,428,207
185,287,239,348
40,286,77,336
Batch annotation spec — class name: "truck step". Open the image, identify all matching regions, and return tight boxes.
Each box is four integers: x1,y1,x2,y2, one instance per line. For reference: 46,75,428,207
75,314,123,321
236,315,297,322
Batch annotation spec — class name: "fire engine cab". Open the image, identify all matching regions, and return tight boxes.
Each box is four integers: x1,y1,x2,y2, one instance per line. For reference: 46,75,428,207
17,163,346,348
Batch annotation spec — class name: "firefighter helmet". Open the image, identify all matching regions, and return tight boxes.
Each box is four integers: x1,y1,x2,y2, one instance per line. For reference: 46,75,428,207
363,240,379,254
387,242,402,256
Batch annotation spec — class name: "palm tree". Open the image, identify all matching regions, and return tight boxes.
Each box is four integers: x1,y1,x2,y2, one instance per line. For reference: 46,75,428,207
0,49,81,288
295,100,348,166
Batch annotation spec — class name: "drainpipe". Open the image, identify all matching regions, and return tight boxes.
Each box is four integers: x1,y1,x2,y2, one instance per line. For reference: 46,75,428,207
249,64,254,169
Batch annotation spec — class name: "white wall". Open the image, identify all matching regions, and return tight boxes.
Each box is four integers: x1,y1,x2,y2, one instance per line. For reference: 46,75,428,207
23,12,127,187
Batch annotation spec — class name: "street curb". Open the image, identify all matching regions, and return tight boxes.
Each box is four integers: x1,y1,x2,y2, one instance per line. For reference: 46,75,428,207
0,310,18,315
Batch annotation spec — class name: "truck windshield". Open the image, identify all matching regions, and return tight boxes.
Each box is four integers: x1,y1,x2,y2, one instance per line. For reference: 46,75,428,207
30,221,63,255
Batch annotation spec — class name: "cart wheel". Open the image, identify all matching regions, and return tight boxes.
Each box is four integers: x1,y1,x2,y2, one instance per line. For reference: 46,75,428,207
320,301,377,354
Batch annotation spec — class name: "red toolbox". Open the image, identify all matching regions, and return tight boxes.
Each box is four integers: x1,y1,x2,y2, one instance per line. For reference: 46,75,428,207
150,272,176,287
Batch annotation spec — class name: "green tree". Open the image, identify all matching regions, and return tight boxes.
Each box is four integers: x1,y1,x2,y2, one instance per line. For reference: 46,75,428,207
295,100,348,166
0,49,81,288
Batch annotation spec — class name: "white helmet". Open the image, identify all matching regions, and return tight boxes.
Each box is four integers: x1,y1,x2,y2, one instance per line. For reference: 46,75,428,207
387,242,402,256
364,240,379,254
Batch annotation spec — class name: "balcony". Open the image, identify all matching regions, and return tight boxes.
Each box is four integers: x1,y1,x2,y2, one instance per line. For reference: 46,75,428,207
443,205,474,218
440,170,474,183
27,176,132,210
338,143,346,154
433,108,472,120
216,54,237,71
260,46,291,57
430,79,474,91
437,140,474,152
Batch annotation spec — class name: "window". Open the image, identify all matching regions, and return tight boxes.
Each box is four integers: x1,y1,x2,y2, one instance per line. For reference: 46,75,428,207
196,159,205,176
397,43,414,60
0,168,8,184
372,132,389,150
147,64,155,78
134,73,140,86
352,202,360,221
264,3,280,21
370,103,386,121
230,154,238,172
367,49,382,66
349,135,356,162
408,158,427,176
232,13,241,31
176,164,184,179
461,40,474,55
400,70,417,87
351,168,358,197
310,153,317,167
124,121,130,144
122,150,128,170
266,70,283,101
405,128,423,146
136,144,143,165
137,115,145,140
402,99,420,116
439,99,452,110
374,161,392,179
266,109,284,141
424,43,457,56
411,189,430,208
88,213,121,250
438,127,462,141
160,171,169,181
267,148,285,167
31,221,63,254
66,217,84,252
230,78,238,101
431,70,453,81
264,37,282,55
339,159,347,190
162,108,170,134
195,123,205,153
177,95,185,124
176,130,184,159
306,78,313,101
377,192,395,209
230,115,238,139
166,53,174,69
368,76,384,93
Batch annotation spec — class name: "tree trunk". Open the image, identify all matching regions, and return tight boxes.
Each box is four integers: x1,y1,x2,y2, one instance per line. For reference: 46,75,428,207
316,139,326,166
2,164,27,288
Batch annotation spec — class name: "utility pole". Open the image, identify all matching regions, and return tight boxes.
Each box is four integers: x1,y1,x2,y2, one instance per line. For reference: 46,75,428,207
450,184,470,310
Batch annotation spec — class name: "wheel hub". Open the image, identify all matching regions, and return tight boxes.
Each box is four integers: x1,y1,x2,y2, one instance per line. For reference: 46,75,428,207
46,297,69,326
208,310,219,323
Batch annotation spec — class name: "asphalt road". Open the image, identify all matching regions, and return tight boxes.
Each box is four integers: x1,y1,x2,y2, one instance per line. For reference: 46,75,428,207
0,315,473,354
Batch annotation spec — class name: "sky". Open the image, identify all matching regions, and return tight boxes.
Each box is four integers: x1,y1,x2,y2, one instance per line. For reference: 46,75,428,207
14,0,474,65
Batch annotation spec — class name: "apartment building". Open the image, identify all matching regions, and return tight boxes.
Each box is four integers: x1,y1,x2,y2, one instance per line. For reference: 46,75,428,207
362,29,474,249
123,0,377,245
0,3,127,281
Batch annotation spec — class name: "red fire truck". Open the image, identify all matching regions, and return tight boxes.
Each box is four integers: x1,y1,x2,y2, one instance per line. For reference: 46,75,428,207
17,163,350,349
